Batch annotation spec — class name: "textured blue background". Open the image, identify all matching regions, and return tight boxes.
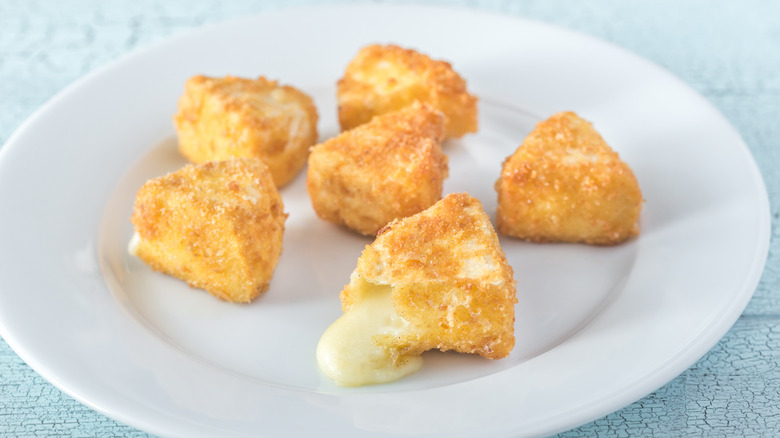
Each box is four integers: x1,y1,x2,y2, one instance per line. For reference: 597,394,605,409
1,0,778,436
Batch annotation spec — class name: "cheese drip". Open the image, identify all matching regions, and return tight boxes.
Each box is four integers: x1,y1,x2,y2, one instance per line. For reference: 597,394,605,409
128,231,141,256
316,283,422,387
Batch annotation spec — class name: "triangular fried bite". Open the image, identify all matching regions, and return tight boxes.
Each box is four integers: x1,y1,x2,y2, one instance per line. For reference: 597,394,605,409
496,111,643,245
130,158,287,303
317,193,516,387
174,75,318,187
337,44,478,139
307,101,448,236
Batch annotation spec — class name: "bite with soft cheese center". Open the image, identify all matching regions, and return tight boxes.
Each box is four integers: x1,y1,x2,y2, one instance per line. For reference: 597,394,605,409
316,282,422,387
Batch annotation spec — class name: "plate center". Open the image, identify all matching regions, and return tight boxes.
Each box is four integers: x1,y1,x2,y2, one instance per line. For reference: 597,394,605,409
98,98,635,392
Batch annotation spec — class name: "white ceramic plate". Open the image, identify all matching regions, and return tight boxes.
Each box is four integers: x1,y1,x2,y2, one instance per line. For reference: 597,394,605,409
0,4,769,437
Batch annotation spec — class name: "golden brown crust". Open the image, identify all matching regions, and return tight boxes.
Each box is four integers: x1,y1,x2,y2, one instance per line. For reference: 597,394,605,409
174,75,318,187
337,44,477,139
341,193,517,359
495,111,643,245
130,158,287,303
307,102,449,236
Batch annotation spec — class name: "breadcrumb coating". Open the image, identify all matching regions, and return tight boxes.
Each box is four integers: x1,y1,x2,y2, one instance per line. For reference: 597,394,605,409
337,44,477,139
174,75,318,187
307,102,449,235
130,158,287,303
341,193,517,360
495,111,643,245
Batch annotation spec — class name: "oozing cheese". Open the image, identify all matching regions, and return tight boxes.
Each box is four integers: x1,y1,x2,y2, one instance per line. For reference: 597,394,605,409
128,231,141,256
316,283,422,387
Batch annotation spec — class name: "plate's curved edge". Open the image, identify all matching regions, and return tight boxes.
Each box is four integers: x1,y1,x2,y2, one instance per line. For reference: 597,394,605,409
548,165,772,436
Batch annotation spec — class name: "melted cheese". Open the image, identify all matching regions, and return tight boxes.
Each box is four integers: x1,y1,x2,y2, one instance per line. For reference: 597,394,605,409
316,283,422,387
128,231,141,256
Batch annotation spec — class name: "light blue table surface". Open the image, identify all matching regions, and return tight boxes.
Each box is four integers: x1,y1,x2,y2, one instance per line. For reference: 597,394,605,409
1,0,777,436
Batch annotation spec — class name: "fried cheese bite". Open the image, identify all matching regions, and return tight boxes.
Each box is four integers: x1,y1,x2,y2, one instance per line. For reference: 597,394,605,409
174,75,318,187
307,102,449,236
337,44,478,139
317,193,517,387
129,158,287,303
495,111,643,245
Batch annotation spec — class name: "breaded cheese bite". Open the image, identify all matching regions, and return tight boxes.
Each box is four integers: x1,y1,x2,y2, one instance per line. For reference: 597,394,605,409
317,193,517,387
129,158,287,303
307,102,449,236
174,75,318,187
337,44,478,139
495,111,643,245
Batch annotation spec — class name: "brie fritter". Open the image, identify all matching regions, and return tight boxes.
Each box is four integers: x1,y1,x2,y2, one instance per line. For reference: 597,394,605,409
130,158,287,303
337,44,478,139
495,111,643,245
317,193,517,386
174,75,318,187
306,102,449,236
